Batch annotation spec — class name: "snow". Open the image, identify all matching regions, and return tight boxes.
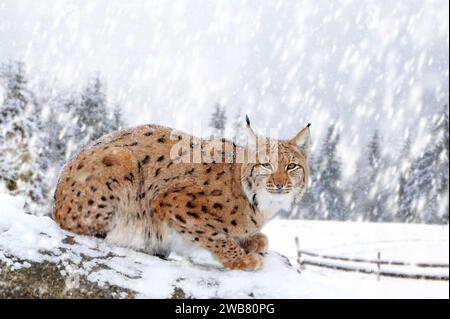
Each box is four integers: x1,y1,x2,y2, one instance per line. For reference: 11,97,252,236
0,193,448,298
265,219,449,298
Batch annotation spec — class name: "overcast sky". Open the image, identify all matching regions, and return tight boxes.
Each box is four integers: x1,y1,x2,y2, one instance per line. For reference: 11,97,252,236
0,0,448,174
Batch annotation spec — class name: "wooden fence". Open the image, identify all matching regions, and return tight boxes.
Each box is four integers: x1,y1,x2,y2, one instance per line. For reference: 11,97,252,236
294,237,449,281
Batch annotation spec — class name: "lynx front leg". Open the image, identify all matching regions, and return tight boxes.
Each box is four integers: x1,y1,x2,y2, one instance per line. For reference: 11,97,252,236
167,215,264,270
210,238,264,270
241,233,268,254
152,191,264,270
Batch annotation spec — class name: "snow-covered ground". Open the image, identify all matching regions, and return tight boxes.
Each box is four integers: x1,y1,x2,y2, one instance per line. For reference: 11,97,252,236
0,194,448,298
265,219,449,298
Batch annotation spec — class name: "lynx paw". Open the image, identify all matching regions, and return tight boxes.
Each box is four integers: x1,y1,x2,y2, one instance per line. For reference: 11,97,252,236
224,253,264,271
241,233,268,254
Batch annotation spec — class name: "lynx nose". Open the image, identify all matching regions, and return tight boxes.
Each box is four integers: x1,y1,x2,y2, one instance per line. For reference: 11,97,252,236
276,184,283,190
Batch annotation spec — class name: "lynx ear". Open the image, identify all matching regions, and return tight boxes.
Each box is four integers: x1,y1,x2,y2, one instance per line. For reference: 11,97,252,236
245,114,257,146
290,123,311,156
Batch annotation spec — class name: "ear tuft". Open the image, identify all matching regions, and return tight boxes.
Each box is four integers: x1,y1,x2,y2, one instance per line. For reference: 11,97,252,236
244,114,257,146
290,124,312,156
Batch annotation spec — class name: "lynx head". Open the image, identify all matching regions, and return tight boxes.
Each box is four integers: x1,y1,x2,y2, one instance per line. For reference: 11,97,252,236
241,115,311,220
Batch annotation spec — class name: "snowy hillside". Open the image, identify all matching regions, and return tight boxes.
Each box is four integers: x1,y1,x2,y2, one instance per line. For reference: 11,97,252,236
1,194,448,299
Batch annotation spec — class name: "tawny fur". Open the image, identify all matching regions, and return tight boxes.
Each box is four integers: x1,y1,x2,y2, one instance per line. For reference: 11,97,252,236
52,124,310,270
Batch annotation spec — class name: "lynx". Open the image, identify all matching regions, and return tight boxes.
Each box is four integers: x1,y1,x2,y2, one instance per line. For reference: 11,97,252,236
52,117,311,270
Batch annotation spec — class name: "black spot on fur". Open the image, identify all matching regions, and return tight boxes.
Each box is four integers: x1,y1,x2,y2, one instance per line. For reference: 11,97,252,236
157,155,164,162
76,164,84,170
231,220,237,226
252,194,258,207
211,189,222,196
124,172,134,183
251,217,258,225
90,186,97,193
206,167,212,173
143,131,153,136
102,157,114,167
175,215,186,223
157,137,165,143
154,168,161,177
76,191,81,197
216,171,225,179
123,142,138,147
185,168,195,175
167,161,173,168
223,227,229,233
88,199,94,206
187,192,196,199
213,203,223,210
101,196,107,201
187,212,199,218
98,204,107,209
186,201,195,208
142,155,150,164
201,205,208,213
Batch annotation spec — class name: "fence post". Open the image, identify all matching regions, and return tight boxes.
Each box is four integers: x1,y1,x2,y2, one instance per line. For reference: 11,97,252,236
377,251,381,281
294,237,303,266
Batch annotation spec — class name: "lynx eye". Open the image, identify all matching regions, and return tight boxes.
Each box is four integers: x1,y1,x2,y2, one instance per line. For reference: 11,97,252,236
259,163,273,171
287,163,299,171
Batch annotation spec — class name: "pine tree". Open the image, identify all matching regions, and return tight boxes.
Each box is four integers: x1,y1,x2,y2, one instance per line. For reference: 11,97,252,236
433,105,449,224
111,103,125,131
57,91,83,159
314,123,348,220
364,130,391,222
402,106,449,224
209,104,227,136
295,153,319,219
77,74,110,145
0,60,45,204
397,133,413,222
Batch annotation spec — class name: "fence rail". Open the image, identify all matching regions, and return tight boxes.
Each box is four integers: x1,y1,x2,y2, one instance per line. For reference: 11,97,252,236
299,250,449,268
294,237,450,281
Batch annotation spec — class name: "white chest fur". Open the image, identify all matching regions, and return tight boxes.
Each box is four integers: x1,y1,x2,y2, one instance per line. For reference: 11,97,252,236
254,190,295,221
